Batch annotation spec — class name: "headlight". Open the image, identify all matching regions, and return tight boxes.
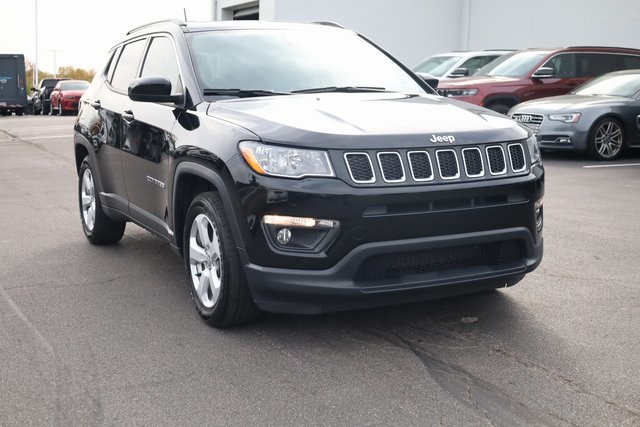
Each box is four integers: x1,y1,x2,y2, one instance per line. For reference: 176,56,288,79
239,141,334,178
548,113,581,123
441,88,478,97
526,135,541,165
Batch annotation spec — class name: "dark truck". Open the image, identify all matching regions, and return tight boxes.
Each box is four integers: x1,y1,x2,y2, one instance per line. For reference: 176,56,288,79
0,54,28,116
32,78,68,115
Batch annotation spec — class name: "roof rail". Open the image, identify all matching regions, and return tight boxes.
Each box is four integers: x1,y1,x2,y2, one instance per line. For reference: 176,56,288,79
311,21,345,29
566,45,640,50
126,19,187,35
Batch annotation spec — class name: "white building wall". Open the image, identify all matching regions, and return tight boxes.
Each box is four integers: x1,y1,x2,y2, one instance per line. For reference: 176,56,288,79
467,0,640,51
213,0,640,68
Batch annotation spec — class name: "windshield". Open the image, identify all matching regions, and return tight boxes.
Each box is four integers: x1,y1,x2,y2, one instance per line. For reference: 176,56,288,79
187,29,425,96
573,73,640,97
476,51,550,78
413,56,461,77
60,81,89,91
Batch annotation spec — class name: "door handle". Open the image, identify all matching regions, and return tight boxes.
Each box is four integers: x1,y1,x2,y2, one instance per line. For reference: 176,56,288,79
90,100,101,110
122,110,135,125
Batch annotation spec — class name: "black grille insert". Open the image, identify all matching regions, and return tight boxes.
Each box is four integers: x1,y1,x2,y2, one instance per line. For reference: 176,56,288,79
378,152,405,182
436,150,459,179
486,146,506,175
354,240,523,284
509,144,526,172
345,153,375,183
407,151,433,181
462,148,484,177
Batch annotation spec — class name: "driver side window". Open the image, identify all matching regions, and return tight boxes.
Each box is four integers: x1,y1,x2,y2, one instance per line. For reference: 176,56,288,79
541,54,577,78
140,37,183,95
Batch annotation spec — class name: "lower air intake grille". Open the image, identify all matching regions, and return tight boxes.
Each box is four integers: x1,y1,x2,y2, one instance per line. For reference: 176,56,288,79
345,153,374,183
354,240,523,284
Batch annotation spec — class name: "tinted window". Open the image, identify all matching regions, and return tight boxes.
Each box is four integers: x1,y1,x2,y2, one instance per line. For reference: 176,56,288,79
111,39,146,92
577,53,623,77
105,48,119,82
140,37,182,95
622,55,640,69
541,54,576,78
458,55,499,76
573,72,640,97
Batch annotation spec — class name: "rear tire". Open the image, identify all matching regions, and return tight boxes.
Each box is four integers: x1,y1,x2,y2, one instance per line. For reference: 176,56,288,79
183,192,260,327
78,156,126,244
51,100,58,116
587,117,624,161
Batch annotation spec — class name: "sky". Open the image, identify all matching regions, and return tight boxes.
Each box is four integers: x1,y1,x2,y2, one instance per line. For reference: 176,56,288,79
0,0,212,75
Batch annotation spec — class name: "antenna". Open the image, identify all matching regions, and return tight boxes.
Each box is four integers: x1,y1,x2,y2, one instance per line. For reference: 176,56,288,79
183,8,188,22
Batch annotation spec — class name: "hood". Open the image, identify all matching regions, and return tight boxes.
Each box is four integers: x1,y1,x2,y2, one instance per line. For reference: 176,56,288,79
437,75,520,89
513,94,631,113
206,93,527,149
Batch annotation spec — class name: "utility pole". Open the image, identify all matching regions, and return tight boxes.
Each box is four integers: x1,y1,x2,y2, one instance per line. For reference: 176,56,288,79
47,50,61,78
34,0,39,87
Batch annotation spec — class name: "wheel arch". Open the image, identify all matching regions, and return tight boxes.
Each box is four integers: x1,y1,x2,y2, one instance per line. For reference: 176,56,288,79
483,94,521,110
172,161,246,256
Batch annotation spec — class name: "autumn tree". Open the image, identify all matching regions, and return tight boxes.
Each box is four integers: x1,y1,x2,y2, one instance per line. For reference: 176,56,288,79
57,66,95,82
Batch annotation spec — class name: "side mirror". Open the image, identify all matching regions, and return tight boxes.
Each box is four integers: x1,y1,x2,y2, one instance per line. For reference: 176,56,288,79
128,76,182,103
449,67,469,78
532,67,555,79
415,72,439,89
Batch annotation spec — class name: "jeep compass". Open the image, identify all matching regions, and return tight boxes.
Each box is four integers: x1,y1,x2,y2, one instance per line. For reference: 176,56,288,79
74,20,544,327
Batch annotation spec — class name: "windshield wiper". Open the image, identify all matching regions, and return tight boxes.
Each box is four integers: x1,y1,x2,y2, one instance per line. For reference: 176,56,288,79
203,88,291,98
291,86,388,94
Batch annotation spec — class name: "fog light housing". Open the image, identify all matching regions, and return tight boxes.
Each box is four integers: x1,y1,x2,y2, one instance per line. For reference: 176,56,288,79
262,215,340,253
534,198,543,233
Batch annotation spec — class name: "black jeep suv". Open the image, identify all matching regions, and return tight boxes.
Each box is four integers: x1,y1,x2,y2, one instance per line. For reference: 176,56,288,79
74,20,544,327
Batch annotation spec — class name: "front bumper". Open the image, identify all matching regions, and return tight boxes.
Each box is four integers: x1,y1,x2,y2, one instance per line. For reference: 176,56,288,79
227,154,544,314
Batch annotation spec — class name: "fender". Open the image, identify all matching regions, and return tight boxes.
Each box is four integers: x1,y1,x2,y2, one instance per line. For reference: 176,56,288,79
172,161,248,252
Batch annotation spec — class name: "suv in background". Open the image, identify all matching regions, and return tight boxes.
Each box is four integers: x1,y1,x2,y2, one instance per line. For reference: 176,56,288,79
437,46,640,113
413,50,512,79
32,78,68,115
74,20,544,327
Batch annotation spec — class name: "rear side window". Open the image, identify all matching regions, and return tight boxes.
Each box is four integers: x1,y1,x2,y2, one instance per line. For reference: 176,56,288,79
110,39,146,92
622,55,640,69
577,53,625,77
140,37,183,95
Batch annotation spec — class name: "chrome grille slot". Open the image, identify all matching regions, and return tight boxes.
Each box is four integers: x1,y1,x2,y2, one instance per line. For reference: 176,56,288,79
508,143,526,172
511,113,544,133
344,153,375,183
436,149,460,180
486,146,507,175
407,151,434,181
462,147,484,178
377,152,405,183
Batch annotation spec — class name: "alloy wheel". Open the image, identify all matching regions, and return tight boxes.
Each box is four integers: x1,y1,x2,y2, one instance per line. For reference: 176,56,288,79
188,213,223,308
80,168,96,231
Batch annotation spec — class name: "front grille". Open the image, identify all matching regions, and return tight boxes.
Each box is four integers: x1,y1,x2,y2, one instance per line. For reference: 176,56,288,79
407,151,434,181
436,150,459,179
354,240,523,283
508,144,526,172
511,113,544,133
344,153,375,183
377,152,405,182
486,146,507,175
462,148,484,177
343,142,526,185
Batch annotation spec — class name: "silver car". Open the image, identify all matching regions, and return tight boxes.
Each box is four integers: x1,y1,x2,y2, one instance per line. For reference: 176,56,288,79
413,50,512,79
509,70,640,160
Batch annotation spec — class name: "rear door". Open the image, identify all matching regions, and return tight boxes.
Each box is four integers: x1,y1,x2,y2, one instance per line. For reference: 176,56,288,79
120,35,182,238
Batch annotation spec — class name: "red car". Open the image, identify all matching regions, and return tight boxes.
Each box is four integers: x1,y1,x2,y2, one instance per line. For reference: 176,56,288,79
49,80,90,116
436,46,640,114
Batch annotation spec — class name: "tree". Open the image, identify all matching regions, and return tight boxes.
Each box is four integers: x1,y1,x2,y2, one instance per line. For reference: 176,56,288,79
57,66,95,81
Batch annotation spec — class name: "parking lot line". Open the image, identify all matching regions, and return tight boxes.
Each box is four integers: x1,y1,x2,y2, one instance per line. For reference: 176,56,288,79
27,135,74,140
583,163,640,169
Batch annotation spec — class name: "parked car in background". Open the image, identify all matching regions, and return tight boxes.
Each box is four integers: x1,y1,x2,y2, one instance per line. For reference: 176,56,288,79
33,78,68,114
437,46,640,114
510,69,640,160
413,50,512,79
49,80,89,115
0,53,28,116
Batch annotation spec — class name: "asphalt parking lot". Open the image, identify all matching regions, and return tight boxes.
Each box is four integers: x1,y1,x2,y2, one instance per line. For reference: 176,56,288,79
1,115,639,426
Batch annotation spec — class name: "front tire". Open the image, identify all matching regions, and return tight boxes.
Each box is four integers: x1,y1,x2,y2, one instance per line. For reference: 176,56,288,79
183,192,260,327
588,118,624,160
485,102,511,115
78,156,126,244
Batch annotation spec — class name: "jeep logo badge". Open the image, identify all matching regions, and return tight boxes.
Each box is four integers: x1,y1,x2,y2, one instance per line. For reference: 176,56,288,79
429,134,455,144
